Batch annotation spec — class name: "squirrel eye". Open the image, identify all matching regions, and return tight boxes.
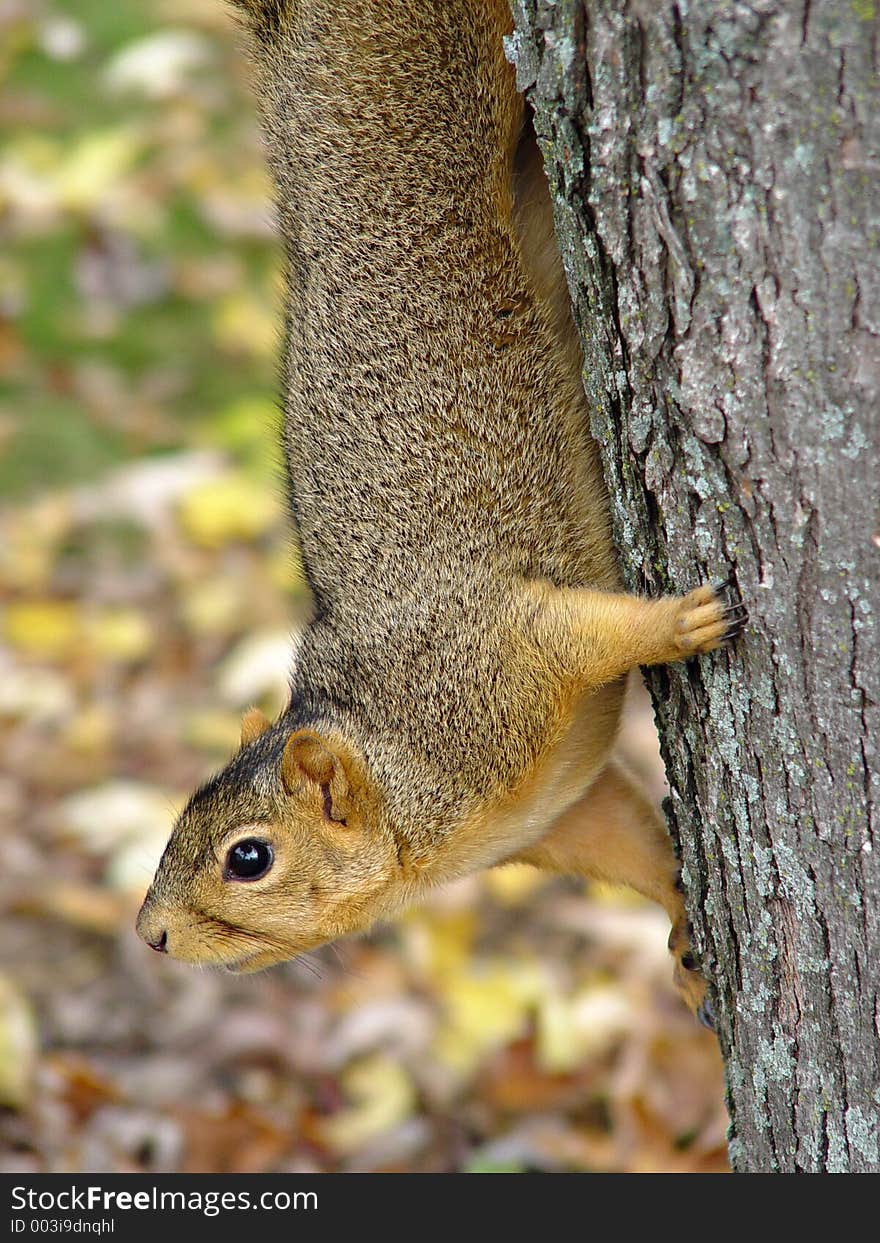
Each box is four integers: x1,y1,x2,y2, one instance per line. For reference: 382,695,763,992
224,838,273,881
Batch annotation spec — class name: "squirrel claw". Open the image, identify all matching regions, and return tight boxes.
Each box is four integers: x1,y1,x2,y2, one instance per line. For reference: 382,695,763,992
709,574,748,642
697,998,716,1031
710,573,737,597
722,603,749,641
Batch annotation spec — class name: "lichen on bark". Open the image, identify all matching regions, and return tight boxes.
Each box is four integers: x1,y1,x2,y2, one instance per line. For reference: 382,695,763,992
507,0,879,1171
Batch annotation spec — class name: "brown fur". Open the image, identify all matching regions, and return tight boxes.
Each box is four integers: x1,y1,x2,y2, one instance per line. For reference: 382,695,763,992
136,0,746,1021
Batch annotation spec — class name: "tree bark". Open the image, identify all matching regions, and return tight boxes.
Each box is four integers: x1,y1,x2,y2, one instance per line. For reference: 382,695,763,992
506,0,879,1171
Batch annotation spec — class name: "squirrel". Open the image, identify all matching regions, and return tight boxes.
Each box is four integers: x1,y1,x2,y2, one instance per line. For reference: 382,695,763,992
136,0,746,1027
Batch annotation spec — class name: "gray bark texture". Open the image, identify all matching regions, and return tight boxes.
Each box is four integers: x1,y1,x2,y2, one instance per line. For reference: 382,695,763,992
506,0,879,1171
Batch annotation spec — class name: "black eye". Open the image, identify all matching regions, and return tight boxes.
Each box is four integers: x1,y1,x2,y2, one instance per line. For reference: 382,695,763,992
225,838,273,881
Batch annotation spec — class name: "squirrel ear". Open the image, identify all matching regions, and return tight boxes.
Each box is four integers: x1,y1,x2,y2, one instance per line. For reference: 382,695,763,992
281,730,352,825
240,707,271,748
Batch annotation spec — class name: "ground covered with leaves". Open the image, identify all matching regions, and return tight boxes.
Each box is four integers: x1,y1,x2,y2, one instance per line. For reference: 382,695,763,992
0,0,728,1173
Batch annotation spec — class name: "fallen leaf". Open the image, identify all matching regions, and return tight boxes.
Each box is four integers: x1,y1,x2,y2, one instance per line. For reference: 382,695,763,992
3,600,80,659
12,882,129,936
320,1056,415,1156
56,781,177,856
0,661,74,723
177,1102,293,1173
86,609,154,662
212,292,277,358
55,128,144,211
64,704,115,755
536,984,633,1074
217,629,297,707
433,961,543,1077
44,1053,120,1122
485,863,545,906
180,708,241,754
179,577,244,637
103,30,213,100
0,974,38,1110
177,471,279,548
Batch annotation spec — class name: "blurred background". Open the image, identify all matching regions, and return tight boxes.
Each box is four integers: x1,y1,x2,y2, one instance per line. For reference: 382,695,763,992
0,0,727,1173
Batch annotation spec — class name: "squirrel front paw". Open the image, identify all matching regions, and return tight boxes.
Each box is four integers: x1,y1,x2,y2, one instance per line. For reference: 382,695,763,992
672,574,748,658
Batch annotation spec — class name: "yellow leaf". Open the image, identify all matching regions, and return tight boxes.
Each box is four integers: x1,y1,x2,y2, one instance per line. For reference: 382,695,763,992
320,1056,415,1156
3,601,80,659
0,974,38,1110
535,985,633,1074
179,577,243,636
177,471,279,548
589,880,647,908
55,128,143,211
400,909,477,982
182,709,241,754
64,704,115,755
434,962,542,1076
485,862,545,906
205,396,279,472
535,995,579,1076
0,497,73,591
212,293,276,358
85,609,153,662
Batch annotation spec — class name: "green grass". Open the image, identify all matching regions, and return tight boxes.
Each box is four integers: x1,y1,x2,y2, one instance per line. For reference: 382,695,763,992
0,0,279,500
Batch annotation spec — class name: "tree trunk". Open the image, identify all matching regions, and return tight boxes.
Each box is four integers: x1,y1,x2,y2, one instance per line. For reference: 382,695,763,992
506,0,879,1171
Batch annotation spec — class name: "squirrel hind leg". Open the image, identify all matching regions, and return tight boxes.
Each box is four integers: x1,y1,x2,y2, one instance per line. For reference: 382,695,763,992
511,758,712,1025
667,912,712,1027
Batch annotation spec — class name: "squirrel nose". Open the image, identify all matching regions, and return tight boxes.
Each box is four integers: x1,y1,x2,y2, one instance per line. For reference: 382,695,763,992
136,895,170,952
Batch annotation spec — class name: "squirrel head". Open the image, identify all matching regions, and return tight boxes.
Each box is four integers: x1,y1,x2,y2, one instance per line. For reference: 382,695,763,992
136,708,405,971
